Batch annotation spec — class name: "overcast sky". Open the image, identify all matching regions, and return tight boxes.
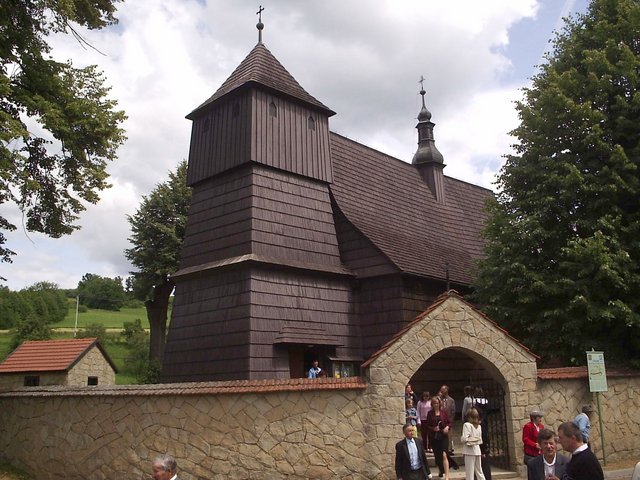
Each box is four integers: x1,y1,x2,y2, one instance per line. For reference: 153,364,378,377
0,0,590,291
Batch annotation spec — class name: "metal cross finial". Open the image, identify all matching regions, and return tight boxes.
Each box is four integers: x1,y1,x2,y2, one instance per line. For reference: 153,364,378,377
418,75,426,107
256,5,265,43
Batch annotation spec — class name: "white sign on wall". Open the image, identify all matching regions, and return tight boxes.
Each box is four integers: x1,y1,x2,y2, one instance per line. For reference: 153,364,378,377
586,350,608,392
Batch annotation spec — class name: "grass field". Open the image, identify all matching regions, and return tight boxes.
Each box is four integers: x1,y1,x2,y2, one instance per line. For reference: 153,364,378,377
51,305,150,329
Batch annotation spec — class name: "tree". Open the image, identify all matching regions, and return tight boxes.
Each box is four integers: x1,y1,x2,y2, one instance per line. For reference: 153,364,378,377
0,0,126,264
77,273,126,310
472,0,640,368
125,161,191,364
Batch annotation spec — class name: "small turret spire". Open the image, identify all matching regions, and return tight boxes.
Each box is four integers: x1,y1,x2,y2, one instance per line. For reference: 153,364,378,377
412,76,446,203
412,76,442,165
256,5,265,44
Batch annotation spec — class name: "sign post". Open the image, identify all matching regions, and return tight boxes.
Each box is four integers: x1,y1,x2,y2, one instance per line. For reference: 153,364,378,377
586,350,607,466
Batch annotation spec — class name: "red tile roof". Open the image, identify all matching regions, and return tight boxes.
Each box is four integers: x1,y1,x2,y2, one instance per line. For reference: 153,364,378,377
0,376,368,397
537,366,639,380
329,133,493,285
0,338,116,374
188,42,335,119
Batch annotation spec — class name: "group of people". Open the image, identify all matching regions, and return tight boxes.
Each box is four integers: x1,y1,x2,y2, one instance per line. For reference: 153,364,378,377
398,383,491,480
522,406,604,480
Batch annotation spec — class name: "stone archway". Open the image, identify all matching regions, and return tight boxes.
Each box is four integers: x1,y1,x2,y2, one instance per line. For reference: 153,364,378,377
362,291,538,471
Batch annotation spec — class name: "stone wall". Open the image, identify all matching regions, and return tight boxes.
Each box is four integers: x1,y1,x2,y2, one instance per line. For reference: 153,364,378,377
0,379,379,480
537,374,640,463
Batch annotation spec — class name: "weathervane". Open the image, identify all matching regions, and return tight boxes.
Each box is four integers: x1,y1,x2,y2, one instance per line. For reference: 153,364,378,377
257,5,265,43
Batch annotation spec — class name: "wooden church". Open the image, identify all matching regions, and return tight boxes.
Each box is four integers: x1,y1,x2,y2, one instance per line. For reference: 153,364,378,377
160,24,492,382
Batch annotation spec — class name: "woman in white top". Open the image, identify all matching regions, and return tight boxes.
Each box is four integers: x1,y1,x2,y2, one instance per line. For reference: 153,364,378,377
461,407,486,480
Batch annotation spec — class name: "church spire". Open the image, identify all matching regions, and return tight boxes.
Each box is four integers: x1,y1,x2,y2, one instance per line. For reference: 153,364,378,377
256,5,264,44
412,77,446,203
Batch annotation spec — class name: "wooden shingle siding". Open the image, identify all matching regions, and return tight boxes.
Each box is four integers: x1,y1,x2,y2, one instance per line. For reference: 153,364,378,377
400,276,453,322
251,90,332,183
355,276,405,357
179,168,254,269
250,166,342,266
161,272,253,381
187,94,251,186
332,206,397,277
247,268,355,379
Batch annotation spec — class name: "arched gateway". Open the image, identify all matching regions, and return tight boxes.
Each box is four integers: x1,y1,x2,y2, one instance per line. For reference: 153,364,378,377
362,291,538,473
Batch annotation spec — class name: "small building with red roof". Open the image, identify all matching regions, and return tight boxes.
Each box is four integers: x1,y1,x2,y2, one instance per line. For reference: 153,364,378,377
0,338,117,389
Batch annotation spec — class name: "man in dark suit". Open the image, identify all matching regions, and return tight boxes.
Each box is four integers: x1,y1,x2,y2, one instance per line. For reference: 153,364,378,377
527,428,568,480
152,454,179,480
557,421,604,480
395,423,432,480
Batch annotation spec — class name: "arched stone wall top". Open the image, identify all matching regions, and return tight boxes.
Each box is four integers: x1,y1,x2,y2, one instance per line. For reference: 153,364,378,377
365,292,538,395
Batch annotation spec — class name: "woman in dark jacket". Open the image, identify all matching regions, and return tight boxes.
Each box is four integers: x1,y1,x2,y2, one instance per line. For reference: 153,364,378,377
427,396,451,479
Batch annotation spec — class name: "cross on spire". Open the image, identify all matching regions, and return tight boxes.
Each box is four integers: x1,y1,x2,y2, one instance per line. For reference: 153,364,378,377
256,5,265,43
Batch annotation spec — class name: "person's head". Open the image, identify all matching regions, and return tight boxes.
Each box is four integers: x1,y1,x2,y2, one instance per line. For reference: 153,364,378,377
439,385,449,396
537,428,557,459
582,405,595,417
464,385,473,396
405,384,413,394
421,391,430,401
430,396,441,409
152,454,177,480
529,410,543,425
406,398,414,408
312,360,319,368
403,423,416,439
467,407,480,425
474,386,484,397
557,421,583,452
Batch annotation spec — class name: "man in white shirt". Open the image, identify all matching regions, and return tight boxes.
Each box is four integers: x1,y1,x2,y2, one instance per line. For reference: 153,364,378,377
395,423,432,480
152,454,179,480
526,428,568,480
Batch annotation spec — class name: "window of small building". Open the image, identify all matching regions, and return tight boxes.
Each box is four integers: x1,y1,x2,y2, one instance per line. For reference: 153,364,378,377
24,375,40,387
329,358,361,378
307,115,316,131
87,376,98,386
269,101,277,117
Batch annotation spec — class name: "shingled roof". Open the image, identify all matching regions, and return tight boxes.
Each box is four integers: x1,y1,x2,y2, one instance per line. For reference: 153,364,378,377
329,133,493,285
187,42,335,119
0,338,116,374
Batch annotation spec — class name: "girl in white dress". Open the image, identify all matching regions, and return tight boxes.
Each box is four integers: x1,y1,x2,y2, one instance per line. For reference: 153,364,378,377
461,407,486,480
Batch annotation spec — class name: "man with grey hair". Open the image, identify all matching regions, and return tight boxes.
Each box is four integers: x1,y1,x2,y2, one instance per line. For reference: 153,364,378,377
152,454,179,480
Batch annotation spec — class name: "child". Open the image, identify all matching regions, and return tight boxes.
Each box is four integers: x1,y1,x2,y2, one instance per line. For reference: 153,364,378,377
405,398,418,427
461,407,486,480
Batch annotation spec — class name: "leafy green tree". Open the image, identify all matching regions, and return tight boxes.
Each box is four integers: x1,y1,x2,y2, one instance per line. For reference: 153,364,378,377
23,281,68,323
0,0,126,265
10,311,51,351
125,161,191,364
473,0,640,367
77,273,126,310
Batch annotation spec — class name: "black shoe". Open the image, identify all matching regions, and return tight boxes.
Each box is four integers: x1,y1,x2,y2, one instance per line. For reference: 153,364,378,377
438,474,443,478
452,464,459,470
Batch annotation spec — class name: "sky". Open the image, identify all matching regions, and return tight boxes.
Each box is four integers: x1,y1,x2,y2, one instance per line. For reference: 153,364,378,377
0,0,590,291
